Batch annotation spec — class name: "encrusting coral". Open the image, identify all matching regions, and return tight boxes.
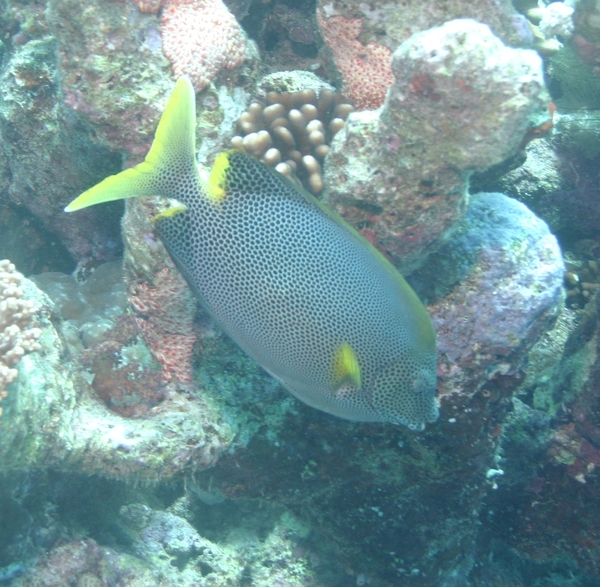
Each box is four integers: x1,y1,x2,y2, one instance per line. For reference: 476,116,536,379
317,9,394,110
160,0,250,92
132,0,251,92
129,266,198,383
121,196,200,385
0,260,41,415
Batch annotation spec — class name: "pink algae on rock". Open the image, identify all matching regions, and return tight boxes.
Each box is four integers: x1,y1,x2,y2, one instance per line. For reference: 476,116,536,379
160,0,249,92
121,196,199,385
129,266,197,384
316,9,393,110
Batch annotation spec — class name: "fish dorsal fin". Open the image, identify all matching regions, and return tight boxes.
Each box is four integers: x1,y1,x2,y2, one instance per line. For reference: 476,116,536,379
206,149,306,204
330,343,362,392
65,76,199,212
206,150,235,204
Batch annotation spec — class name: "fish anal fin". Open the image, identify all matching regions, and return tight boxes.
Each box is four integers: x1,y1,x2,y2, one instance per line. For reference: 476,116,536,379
153,202,188,223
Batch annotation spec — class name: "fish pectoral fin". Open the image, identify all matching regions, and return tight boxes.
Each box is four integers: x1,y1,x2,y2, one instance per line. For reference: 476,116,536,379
65,76,199,212
330,342,362,392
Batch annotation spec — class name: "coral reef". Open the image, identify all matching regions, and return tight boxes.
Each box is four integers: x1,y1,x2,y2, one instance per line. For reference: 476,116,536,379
46,0,174,157
0,258,295,478
315,0,532,55
129,266,197,383
0,185,564,582
6,480,336,587
480,288,600,580
0,260,41,416
416,192,564,396
324,19,551,273
2,0,599,584
115,501,322,586
472,111,600,239
47,0,258,161
0,34,123,263
13,539,107,587
79,316,168,417
120,197,200,384
0,270,234,477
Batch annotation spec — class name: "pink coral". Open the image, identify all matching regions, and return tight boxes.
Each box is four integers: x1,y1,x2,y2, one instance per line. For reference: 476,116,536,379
160,0,248,91
0,260,41,416
317,9,393,110
129,267,197,383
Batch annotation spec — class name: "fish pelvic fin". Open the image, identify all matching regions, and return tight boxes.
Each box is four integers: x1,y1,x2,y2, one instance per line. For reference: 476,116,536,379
65,76,198,212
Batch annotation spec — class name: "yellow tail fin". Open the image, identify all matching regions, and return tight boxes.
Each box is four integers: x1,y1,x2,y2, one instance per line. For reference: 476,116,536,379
65,76,198,212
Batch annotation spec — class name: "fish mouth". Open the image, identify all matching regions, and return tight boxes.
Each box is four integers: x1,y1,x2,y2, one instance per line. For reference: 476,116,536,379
368,354,438,428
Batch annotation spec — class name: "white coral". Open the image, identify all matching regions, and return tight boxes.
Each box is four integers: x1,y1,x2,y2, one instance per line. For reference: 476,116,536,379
0,260,41,414
539,2,575,39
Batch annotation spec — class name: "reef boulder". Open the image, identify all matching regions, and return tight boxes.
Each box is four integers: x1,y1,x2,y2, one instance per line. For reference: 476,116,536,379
324,19,551,273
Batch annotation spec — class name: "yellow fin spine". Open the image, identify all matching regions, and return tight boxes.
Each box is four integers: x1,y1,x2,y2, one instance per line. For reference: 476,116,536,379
152,203,188,223
207,149,240,204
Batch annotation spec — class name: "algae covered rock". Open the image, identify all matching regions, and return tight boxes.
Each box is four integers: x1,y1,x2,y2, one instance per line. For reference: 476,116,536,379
0,37,123,263
0,273,235,478
417,192,564,398
324,19,551,273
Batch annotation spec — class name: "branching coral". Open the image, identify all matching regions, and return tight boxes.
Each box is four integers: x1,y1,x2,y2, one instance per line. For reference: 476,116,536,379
231,88,354,193
0,260,41,415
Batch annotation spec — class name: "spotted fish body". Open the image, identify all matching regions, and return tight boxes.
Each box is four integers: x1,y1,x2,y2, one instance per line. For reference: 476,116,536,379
66,77,438,430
